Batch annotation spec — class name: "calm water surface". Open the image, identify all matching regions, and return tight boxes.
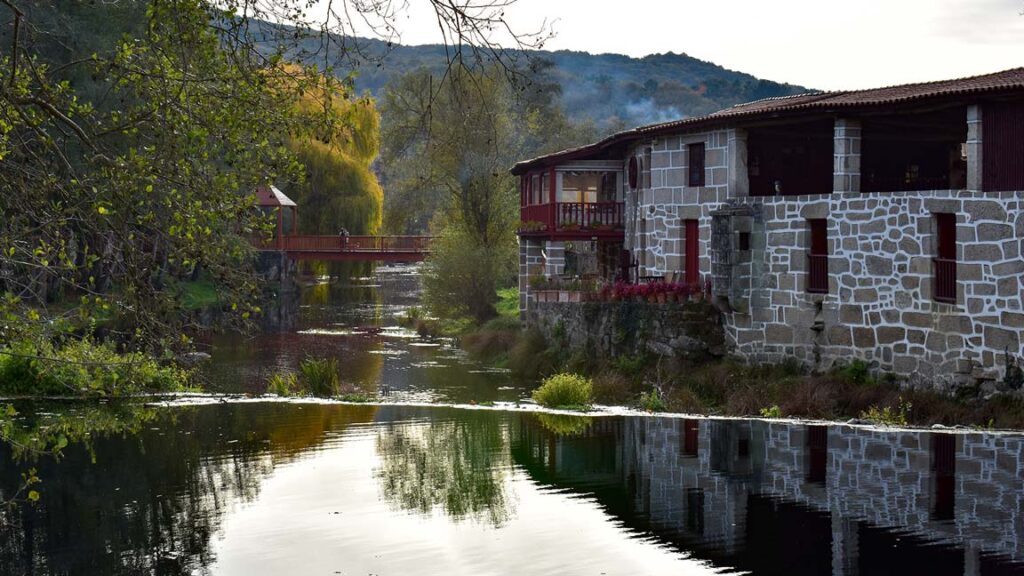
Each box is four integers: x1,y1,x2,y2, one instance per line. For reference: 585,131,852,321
1,265,1023,575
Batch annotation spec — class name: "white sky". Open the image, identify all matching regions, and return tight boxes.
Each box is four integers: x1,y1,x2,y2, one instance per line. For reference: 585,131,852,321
373,0,1024,91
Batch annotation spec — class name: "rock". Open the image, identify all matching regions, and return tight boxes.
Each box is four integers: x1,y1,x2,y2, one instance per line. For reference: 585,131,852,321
179,351,212,367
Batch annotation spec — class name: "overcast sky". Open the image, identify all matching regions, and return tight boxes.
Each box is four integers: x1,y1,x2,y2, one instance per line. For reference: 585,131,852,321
373,0,1024,91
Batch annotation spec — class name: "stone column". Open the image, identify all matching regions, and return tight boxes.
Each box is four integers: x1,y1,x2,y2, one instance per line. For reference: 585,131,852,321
834,119,862,193
518,239,544,319
544,241,565,278
966,105,983,191
728,128,749,198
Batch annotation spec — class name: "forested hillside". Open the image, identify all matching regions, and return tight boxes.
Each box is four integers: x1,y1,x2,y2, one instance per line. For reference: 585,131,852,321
297,35,810,129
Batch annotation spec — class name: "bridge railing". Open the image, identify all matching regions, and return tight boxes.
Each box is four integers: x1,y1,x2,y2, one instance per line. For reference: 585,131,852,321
277,235,434,253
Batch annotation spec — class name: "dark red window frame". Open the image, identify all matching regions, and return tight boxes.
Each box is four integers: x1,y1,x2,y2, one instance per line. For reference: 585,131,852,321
688,143,705,187
933,213,957,303
684,219,699,288
807,219,828,294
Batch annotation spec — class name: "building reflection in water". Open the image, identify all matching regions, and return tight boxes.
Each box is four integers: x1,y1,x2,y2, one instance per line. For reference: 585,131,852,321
512,414,1024,575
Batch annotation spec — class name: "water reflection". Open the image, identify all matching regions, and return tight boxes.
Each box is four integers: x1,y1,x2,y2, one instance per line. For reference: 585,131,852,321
513,415,1024,575
374,407,514,526
1,403,1022,575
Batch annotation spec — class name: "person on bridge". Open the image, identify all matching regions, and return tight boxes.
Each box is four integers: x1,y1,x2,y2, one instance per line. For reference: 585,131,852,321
338,227,350,249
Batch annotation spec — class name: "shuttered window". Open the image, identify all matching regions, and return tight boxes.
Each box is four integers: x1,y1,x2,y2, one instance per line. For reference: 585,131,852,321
982,100,1024,191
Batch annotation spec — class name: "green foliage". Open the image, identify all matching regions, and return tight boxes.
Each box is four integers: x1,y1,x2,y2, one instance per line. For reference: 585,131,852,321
285,73,384,235
614,354,648,378
836,359,873,385
298,357,341,398
338,393,376,403
0,340,189,397
267,372,301,397
422,225,517,323
382,64,584,324
860,397,912,426
495,287,520,319
175,278,221,312
0,1,370,360
531,373,593,410
760,405,783,418
638,388,667,412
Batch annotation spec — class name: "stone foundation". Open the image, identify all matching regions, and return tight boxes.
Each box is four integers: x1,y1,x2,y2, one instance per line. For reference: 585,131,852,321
526,300,725,361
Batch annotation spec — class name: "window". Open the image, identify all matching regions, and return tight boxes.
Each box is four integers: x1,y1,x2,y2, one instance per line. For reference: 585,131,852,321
737,231,751,251
688,142,705,187
807,219,828,293
933,213,957,303
560,171,618,203
530,174,540,204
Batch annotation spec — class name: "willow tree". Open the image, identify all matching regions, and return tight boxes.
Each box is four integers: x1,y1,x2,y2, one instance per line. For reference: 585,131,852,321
285,70,384,235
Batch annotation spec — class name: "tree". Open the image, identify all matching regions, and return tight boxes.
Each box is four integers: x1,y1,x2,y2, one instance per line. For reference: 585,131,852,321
0,0,548,357
380,61,592,322
283,66,384,235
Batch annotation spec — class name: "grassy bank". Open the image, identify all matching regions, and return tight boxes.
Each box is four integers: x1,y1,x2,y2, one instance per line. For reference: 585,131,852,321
454,306,1024,429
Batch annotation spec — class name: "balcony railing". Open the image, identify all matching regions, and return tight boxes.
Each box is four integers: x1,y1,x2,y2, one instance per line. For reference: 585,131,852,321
520,202,624,235
807,254,829,293
933,258,957,303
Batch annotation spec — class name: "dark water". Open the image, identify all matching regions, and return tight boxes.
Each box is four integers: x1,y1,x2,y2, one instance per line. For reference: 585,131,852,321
1,265,1023,575
1,403,1023,575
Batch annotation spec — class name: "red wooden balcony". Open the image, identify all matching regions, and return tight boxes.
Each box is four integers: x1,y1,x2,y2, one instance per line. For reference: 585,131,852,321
519,202,625,239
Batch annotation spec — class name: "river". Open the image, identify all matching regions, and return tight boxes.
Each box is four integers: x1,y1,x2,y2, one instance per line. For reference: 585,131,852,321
1,264,1023,575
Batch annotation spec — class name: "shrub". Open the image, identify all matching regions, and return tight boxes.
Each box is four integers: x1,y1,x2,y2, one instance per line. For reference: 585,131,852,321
836,359,872,385
531,373,593,409
0,339,188,397
638,388,667,412
267,372,301,397
592,370,637,404
759,405,783,418
859,396,912,426
613,354,647,379
299,357,341,397
508,328,557,380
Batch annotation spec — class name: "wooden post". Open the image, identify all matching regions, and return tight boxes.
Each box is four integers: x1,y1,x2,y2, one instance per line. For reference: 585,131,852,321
548,167,557,230
276,207,284,250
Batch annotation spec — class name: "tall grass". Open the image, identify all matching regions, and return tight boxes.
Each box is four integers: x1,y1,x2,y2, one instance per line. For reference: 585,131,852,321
299,357,341,397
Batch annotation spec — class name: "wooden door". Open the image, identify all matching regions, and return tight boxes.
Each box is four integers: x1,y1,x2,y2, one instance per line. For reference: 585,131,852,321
685,219,699,288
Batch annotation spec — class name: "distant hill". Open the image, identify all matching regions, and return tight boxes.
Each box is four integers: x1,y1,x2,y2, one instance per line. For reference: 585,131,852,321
309,36,811,130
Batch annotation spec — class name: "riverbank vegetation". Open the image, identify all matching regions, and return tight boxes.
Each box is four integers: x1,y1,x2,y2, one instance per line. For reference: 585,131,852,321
0,1,538,396
463,324,1024,429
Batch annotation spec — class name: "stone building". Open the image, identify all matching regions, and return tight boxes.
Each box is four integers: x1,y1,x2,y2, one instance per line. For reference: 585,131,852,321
514,68,1024,389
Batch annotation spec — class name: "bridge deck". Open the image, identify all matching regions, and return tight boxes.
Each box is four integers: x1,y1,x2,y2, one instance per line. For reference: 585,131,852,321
259,235,433,262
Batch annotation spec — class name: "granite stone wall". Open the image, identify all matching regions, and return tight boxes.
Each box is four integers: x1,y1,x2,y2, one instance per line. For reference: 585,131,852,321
526,300,725,360
715,191,1024,390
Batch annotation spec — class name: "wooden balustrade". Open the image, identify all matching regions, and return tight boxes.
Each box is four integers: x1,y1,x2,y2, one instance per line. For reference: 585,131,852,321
520,201,624,235
280,235,434,253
